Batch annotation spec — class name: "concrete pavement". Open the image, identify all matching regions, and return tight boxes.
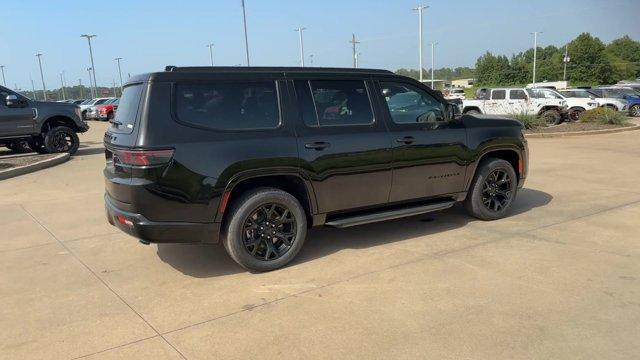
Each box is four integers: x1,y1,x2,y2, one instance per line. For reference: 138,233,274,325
1,122,639,359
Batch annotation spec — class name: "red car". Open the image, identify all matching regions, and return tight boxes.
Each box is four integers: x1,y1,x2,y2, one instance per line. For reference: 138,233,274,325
95,99,119,121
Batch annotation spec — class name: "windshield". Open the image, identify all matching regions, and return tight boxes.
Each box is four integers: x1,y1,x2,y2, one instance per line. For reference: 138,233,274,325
387,92,421,109
527,88,564,99
450,89,464,94
560,90,591,99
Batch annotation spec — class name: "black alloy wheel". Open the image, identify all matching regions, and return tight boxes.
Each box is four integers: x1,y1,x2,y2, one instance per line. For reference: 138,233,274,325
242,203,297,261
44,126,79,154
51,131,74,152
568,108,583,121
481,169,514,213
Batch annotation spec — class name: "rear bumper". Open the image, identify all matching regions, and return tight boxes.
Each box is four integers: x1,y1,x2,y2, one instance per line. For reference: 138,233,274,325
104,194,220,244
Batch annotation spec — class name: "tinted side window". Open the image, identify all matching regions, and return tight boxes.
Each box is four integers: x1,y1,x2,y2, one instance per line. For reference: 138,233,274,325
491,90,506,100
380,82,445,124
175,81,279,130
509,89,527,100
308,80,373,126
111,84,143,133
294,80,319,127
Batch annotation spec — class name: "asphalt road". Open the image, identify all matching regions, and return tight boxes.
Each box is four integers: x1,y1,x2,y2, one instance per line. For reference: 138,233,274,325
1,121,639,359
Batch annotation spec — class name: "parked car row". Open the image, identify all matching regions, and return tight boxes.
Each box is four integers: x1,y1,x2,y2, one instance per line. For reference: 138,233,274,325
77,97,119,121
461,83,640,124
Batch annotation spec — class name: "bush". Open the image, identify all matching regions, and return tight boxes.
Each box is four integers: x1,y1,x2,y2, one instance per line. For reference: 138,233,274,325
511,113,546,130
579,107,628,125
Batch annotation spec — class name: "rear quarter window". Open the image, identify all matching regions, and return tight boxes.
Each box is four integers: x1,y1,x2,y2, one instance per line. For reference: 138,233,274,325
110,84,144,134
174,81,280,131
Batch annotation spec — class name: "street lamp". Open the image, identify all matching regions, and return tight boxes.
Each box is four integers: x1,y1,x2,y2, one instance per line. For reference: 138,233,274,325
115,57,124,94
81,34,97,96
294,27,306,67
241,0,250,66
0,65,6,86
531,31,542,85
413,4,429,82
430,41,438,88
205,44,214,66
60,72,66,100
87,67,94,98
35,53,47,100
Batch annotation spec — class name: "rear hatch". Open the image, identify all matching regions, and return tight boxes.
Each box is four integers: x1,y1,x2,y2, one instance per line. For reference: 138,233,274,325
104,83,146,206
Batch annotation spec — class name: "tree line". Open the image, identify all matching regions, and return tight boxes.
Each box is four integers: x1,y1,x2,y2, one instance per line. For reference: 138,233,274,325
396,33,640,86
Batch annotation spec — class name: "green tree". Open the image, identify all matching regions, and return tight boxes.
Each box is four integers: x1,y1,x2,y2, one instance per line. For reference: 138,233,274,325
566,33,614,84
605,35,640,78
475,52,511,85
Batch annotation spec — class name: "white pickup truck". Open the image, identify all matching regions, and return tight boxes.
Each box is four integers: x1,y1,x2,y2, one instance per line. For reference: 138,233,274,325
462,88,568,125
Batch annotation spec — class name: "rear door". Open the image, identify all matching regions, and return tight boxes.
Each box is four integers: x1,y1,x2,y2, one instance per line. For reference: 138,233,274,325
290,77,393,213
0,87,34,136
377,80,468,202
485,89,507,114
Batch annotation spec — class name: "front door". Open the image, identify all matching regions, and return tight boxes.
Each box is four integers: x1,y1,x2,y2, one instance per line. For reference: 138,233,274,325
290,79,393,213
0,88,34,136
377,80,468,203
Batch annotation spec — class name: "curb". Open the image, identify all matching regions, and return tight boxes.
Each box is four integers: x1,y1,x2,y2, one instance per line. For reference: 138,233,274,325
0,153,70,181
526,124,640,138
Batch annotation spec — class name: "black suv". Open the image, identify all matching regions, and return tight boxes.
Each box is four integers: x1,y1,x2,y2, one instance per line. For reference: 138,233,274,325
0,85,88,154
104,67,528,271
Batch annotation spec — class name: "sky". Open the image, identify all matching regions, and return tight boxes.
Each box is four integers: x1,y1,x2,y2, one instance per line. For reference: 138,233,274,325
1,0,639,92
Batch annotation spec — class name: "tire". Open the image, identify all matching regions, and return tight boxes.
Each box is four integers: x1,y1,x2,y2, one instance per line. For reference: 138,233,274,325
568,107,585,122
223,188,307,272
630,104,640,117
464,109,481,115
43,126,80,155
464,158,518,221
28,137,49,154
540,109,562,126
5,141,32,153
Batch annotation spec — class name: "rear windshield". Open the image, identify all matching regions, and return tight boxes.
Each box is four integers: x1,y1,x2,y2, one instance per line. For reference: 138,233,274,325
110,84,143,133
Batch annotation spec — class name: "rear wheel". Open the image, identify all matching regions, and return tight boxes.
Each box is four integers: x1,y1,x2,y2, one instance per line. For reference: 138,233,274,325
630,104,640,117
464,158,517,221
28,137,49,154
44,126,79,155
223,188,307,272
5,141,32,153
568,107,585,121
464,109,481,115
541,109,562,126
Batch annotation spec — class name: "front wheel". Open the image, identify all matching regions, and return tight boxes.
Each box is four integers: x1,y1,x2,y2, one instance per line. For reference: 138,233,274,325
223,188,307,272
568,107,585,122
464,158,517,221
541,109,562,126
630,104,640,117
44,126,80,155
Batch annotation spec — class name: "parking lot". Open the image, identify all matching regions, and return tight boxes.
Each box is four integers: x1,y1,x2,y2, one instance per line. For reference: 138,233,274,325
1,121,639,359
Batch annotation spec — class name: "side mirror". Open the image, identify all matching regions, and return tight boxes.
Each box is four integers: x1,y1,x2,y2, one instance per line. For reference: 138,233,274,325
6,95,26,108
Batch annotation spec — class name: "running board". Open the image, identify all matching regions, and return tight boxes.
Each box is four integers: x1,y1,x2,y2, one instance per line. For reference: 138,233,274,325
324,200,456,228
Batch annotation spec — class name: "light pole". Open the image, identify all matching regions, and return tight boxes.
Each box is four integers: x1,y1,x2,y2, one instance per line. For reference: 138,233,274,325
81,34,97,96
115,57,124,94
413,4,429,82
430,41,438,88
60,72,66,100
349,34,360,68
563,45,570,81
294,27,306,67
531,31,541,85
205,44,214,66
355,52,361,68
79,79,84,99
35,53,47,100
241,0,251,66
0,65,6,86
87,67,94,98
30,76,37,100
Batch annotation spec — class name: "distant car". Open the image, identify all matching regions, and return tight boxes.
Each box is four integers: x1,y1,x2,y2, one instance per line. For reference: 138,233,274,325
82,97,118,120
462,87,567,125
559,89,628,116
591,87,640,117
93,99,119,121
554,90,600,121
445,88,466,101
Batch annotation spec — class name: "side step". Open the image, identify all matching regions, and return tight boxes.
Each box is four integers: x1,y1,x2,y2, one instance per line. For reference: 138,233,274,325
324,200,456,228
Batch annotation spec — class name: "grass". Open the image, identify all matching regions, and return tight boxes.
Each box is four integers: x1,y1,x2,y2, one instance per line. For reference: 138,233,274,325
579,107,628,125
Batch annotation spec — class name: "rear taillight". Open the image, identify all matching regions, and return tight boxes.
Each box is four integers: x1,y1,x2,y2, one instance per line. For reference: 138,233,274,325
111,148,175,167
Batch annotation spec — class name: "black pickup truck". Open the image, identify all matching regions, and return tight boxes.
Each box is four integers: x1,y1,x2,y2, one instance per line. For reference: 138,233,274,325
104,66,528,271
0,85,88,154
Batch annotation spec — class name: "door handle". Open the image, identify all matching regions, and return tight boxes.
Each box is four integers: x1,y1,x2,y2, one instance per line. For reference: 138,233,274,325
305,141,330,150
395,136,415,145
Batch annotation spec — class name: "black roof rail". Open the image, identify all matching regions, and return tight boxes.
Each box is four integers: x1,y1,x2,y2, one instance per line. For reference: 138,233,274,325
163,66,394,75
